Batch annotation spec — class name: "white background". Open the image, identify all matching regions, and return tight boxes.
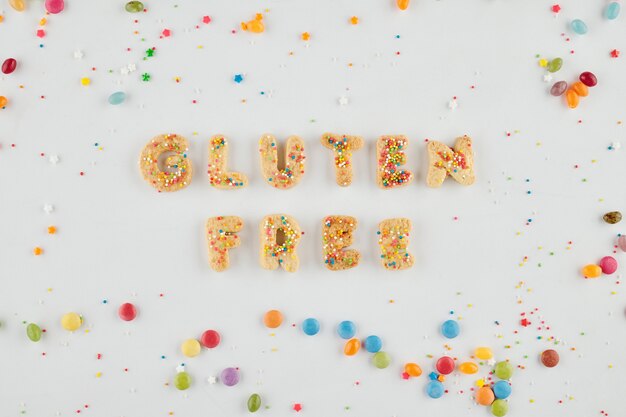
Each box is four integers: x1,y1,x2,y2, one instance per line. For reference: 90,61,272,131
1,1,626,416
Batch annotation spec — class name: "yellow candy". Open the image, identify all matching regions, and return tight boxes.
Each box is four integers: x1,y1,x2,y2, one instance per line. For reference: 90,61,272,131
582,264,602,278
458,361,478,374
9,0,26,12
61,312,82,331
475,347,493,360
404,362,422,377
241,14,264,34
538,58,548,67
81,78,91,86
181,338,201,357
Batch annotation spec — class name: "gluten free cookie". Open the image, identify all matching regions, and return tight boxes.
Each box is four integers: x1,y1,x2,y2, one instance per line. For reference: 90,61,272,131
376,135,414,189
206,216,244,271
258,134,305,189
140,133,193,192
208,135,248,189
260,214,302,272
321,133,363,186
426,135,475,187
377,218,414,270
322,215,360,270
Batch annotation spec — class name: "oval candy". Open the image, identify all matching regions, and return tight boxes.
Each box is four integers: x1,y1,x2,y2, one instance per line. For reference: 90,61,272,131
579,71,598,87
475,347,494,360
571,19,588,34
582,264,602,278
565,89,579,109
605,2,621,20
247,393,262,413
2,58,17,74
61,312,82,331
404,362,422,377
547,57,563,73
27,323,42,342
108,91,126,105
458,361,478,374
344,338,360,356
125,1,144,13
550,81,567,96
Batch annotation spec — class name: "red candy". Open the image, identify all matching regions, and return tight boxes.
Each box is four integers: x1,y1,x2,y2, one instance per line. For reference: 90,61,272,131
579,71,597,87
599,256,618,274
118,302,137,321
436,356,455,375
2,58,17,74
200,329,221,348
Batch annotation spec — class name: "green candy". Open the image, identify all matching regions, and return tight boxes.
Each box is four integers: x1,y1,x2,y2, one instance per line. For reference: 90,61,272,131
491,399,509,416
26,323,42,342
125,1,144,13
547,58,563,73
494,361,514,380
174,371,191,390
247,393,262,413
372,351,391,369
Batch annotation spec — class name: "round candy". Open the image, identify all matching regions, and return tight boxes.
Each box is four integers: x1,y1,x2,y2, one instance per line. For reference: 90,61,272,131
603,211,622,224
404,362,422,377
302,318,320,336
491,399,509,417
541,349,560,367
605,2,621,20
363,335,382,353
441,319,460,338
337,320,356,339
550,81,567,96
200,329,220,348
571,81,589,97
579,71,598,87
263,309,283,328
181,339,201,357
118,302,137,321
221,367,240,386
27,323,42,342
247,393,262,413
565,89,579,109
493,380,512,399
475,346,494,360
174,371,191,390
582,264,602,278
372,351,391,369
108,91,126,105
45,0,64,14
61,312,82,331
0,96,8,108
426,380,444,399
476,386,495,405
2,58,17,74
397,0,410,10
458,361,478,374
618,235,626,252
571,19,588,35
344,338,360,356
546,57,563,73
599,256,618,274
125,1,144,12
436,356,455,375
494,361,514,380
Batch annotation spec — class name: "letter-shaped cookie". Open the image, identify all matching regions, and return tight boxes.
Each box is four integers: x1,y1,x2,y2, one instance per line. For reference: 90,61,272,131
258,134,305,189
208,135,248,189
377,218,414,270
206,216,243,272
426,135,475,187
322,215,360,270
139,133,193,192
320,133,363,186
376,135,414,189
260,214,301,272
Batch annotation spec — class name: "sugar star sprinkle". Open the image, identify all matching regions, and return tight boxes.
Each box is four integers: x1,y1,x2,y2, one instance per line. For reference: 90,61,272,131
233,74,244,83
142,73,151,81
338,96,349,106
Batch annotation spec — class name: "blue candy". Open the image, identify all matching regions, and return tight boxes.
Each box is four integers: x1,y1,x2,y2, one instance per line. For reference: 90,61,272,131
302,318,320,336
605,2,620,20
493,380,512,399
337,321,356,339
441,319,460,339
571,19,588,34
363,335,382,353
426,380,444,399
108,91,126,105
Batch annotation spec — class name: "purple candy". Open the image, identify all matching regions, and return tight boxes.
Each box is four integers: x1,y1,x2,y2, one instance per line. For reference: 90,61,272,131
220,367,239,386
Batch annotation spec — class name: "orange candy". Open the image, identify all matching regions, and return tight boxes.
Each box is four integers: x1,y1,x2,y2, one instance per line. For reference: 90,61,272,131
0,96,8,108
47,226,57,234
565,88,579,109
404,362,422,377
344,338,360,356
458,361,478,374
397,0,410,10
582,264,602,278
476,386,495,406
241,14,264,33
571,81,589,97
33,247,43,256
263,309,283,328
349,16,359,25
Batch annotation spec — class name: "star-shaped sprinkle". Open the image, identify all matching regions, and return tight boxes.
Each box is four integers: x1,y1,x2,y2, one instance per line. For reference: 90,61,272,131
127,63,137,72
448,98,458,110
207,376,217,384
338,96,349,106
301,32,310,41
73,50,84,59
43,204,55,214
293,403,302,412
175,364,185,373
543,74,553,83
142,73,151,81
233,74,244,83
49,155,60,164
610,49,620,58
350,16,359,25
145,48,155,57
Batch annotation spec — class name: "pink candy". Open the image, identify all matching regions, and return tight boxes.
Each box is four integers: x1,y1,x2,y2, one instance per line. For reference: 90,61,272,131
599,256,618,275
45,0,64,14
